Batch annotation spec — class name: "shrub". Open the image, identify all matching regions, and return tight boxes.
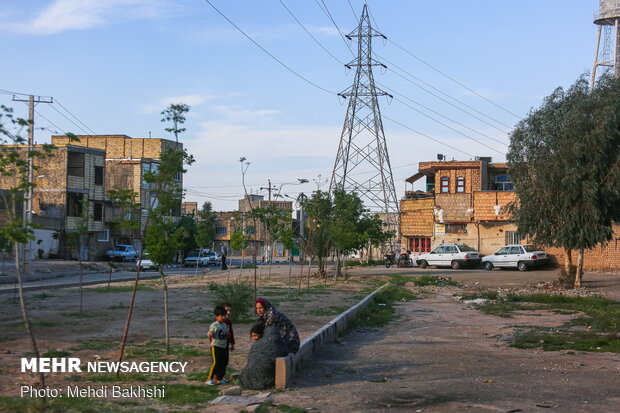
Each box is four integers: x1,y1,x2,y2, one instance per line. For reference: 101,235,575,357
207,281,254,322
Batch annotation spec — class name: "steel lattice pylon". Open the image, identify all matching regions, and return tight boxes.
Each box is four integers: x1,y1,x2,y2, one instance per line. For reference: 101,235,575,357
330,5,399,242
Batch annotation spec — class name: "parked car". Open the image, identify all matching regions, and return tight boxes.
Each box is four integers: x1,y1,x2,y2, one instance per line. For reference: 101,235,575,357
416,243,481,269
481,244,549,271
184,249,220,267
135,253,155,271
106,245,138,261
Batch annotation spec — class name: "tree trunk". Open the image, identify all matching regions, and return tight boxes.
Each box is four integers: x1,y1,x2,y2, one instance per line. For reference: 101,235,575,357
159,266,170,354
307,256,313,291
78,240,83,314
287,250,293,298
294,254,305,298
118,264,142,368
574,248,585,289
14,242,46,396
564,248,573,275
268,241,274,280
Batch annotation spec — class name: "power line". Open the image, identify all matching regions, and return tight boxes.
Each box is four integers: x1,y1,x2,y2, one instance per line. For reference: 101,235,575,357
202,0,336,95
378,81,509,147
377,55,510,134
313,0,355,58
54,99,97,135
47,104,92,135
382,114,478,158
277,0,344,66
347,0,357,20
388,39,522,119
377,53,513,132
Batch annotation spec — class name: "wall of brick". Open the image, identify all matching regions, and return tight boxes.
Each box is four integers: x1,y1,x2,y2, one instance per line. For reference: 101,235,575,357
400,198,434,236
545,224,620,271
473,191,516,221
435,193,471,222
52,135,180,160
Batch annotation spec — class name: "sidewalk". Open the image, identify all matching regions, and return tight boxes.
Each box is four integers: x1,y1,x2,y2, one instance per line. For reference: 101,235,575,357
0,259,135,284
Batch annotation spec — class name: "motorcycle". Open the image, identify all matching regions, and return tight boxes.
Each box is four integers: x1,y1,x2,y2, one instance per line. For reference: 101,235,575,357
384,253,396,268
397,250,414,268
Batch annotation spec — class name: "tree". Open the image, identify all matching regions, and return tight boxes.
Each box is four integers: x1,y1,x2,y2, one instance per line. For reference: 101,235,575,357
160,103,189,145
300,190,333,278
194,201,216,275
176,214,198,259
66,198,90,314
0,105,65,399
508,74,620,288
229,226,249,280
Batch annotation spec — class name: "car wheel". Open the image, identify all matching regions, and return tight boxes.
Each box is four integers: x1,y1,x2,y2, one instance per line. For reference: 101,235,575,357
483,261,494,271
420,260,428,269
451,260,461,270
518,261,528,272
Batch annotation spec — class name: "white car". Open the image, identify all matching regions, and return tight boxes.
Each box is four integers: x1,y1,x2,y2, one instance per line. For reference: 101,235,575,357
481,244,549,271
136,253,155,271
416,243,481,269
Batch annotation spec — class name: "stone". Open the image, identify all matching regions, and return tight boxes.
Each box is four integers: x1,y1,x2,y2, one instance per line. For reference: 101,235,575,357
220,386,242,396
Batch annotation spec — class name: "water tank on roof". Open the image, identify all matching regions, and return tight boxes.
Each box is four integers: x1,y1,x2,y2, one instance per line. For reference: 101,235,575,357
595,0,620,25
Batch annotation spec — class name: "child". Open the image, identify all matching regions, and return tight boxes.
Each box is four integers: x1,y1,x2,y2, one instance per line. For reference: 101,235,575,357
221,302,236,352
206,305,229,385
250,323,264,342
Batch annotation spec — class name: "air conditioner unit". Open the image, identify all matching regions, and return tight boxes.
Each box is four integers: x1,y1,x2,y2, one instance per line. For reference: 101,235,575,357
475,156,492,163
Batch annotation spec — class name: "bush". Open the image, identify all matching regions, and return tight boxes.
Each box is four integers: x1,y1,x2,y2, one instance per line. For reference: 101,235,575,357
208,281,254,322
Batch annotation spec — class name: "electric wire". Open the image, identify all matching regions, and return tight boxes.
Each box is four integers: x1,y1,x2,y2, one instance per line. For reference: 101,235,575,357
379,54,512,134
382,114,478,158
313,0,356,58
347,0,358,20
277,0,345,66
54,99,97,135
388,39,522,119
48,103,92,135
378,81,509,147
31,106,67,136
202,0,336,95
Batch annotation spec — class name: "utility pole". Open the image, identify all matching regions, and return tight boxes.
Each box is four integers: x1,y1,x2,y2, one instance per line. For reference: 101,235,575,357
12,95,53,273
260,179,278,202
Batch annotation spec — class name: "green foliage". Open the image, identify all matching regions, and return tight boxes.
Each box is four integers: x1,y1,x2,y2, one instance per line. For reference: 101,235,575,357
125,341,208,360
70,340,117,351
459,290,500,301
157,384,219,405
42,349,71,357
88,285,153,293
508,74,620,252
161,103,190,143
350,284,416,329
512,329,620,353
207,281,254,321
308,305,349,316
389,274,459,287
229,227,249,251
195,201,216,250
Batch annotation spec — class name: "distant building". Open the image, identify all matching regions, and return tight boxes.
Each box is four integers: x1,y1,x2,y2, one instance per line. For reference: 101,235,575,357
182,202,198,216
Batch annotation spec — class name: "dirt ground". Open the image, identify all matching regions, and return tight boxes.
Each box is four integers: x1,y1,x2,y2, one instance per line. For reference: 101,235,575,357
1,264,619,412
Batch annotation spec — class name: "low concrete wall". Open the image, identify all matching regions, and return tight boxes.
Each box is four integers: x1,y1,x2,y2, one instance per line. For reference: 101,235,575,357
274,283,389,389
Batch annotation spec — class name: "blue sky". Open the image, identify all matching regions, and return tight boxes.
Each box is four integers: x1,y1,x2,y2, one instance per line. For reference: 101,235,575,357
0,0,600,210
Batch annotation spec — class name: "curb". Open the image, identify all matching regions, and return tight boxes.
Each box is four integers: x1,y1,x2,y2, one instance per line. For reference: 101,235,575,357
274,282,390,389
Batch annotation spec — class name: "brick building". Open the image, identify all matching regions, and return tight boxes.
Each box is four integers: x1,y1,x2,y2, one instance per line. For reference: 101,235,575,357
0,144,109,260
51,135,182,249
401,159,517,256
401,158,620,270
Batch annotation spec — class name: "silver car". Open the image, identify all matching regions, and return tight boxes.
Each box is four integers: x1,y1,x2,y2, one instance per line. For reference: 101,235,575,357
416,243,481,269
481,244,548,271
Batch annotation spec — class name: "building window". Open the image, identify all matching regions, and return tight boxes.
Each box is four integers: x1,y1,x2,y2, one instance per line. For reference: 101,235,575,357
67,193,84,217
94,166,104,185
445,223,467,234
245,227,255,235
440,177,449,193
216,226,227,235
93,202,103,222
493,175,514,191
97,229,110,242
174,171,182,182
67,152,85,177
456,176,465,193
506,231,520,245
409,237,431,253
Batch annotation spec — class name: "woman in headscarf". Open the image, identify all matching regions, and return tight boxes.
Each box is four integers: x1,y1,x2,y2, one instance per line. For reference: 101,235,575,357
255,298,300,354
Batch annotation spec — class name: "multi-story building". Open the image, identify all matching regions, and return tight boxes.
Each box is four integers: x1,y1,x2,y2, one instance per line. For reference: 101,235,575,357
401,158,517,256
51,135,182,249
401,157,620,270
0,144,109,259
238,194,293,257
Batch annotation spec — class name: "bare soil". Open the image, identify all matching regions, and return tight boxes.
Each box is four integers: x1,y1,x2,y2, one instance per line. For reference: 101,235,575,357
0,264,619,412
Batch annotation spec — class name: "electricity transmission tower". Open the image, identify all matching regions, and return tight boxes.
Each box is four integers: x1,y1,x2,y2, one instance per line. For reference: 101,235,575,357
330,5,399,244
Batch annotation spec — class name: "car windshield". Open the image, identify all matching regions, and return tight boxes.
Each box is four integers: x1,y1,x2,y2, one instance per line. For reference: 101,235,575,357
115,246,127,251
187,252,199,258
456,244,476,252
523,245,539,252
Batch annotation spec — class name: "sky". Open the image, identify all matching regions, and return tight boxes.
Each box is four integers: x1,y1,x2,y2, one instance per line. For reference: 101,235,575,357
0,0,602,211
